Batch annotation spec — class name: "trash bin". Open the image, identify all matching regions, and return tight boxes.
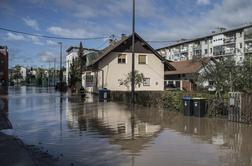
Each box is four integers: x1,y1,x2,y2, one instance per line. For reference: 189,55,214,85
183,96,193,116
192,98,207,117
99,88,110,101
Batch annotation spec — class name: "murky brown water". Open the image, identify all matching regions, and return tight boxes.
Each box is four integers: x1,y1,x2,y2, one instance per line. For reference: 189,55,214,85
2,87,252,166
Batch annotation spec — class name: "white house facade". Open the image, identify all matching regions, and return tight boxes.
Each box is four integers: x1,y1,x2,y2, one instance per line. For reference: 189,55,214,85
83,33,168,92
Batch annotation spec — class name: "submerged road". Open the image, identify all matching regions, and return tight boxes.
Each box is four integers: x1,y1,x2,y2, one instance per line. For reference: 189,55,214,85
1,86,252,166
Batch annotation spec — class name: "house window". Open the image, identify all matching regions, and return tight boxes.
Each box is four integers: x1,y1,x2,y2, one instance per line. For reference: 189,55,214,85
138,55,147,64
175,81,180,88
118,54,126,64
210,48,213,54
240,43,243,49
205,49,208,54
209,81,214,86
143,78,150,86
85,73,93,87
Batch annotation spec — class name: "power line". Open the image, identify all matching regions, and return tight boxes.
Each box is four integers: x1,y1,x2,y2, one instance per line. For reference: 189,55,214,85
0,27,109,41
96,39,109,50
147,40,178,43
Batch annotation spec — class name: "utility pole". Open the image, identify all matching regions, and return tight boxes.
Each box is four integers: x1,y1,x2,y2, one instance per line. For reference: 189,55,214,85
53,58,56,86
131,0,135,105
58,42,63,90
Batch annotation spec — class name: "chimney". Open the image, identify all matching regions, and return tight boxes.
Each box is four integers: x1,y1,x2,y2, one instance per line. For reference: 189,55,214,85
121,34,127,40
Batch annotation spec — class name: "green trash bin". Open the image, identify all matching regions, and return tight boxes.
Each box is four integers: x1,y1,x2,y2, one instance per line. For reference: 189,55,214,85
192,98,207,117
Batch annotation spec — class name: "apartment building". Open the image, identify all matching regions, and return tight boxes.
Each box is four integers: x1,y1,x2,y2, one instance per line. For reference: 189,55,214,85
157,24,252,64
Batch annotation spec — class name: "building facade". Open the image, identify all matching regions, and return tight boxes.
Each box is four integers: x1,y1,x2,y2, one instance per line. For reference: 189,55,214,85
157,24,252,64
0,46,8,86
65,46,98,85
84,33,167,92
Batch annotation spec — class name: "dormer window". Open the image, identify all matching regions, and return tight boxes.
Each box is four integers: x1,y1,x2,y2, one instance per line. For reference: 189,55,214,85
118,54,126,64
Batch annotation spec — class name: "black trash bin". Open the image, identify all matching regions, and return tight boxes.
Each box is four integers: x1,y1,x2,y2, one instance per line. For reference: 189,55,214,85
183,96,193,116
192,98,207,117
99,88,110,102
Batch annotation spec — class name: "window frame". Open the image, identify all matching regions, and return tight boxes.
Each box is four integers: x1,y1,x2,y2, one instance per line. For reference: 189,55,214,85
118,54,127,64
143,78,150,86
138,54,147,65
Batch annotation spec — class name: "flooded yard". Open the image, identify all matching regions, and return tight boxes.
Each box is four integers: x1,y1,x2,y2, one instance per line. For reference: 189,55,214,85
2,87,252,166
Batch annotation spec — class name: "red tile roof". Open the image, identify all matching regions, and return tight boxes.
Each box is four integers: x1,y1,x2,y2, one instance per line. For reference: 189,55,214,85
165,58,211,75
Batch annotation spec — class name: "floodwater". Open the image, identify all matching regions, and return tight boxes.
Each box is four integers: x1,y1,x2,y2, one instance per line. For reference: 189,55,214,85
2,86,252,166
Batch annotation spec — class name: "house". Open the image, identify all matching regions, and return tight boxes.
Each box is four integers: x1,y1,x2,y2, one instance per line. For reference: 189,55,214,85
66,46,99,85
83,33,172,92
164,58,214,91
0,46,8,86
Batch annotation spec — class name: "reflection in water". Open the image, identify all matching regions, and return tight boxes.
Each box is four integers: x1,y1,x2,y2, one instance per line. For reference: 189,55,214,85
3,86,252,166
0,93,12,130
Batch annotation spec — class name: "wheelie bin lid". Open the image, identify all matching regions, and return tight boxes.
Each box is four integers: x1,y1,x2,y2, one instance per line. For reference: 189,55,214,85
192,97,206,100
182,96,192,100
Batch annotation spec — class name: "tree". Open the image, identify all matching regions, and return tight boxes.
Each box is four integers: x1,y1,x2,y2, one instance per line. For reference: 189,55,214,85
198,57,239,97
69,58,81,88
69,42,86,89
78,42,85,74
118,70,145,89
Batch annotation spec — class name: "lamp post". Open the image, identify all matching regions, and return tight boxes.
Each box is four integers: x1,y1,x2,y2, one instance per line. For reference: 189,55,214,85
131,0,135,105
58,42,63,90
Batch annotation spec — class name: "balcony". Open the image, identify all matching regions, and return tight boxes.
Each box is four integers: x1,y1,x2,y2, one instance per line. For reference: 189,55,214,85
180,47,188,53
193,45,201,50
224,36,236,44
245,47,252,53
244,34,252,41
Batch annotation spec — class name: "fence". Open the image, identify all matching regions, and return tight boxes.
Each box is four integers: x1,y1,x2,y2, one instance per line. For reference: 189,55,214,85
228,92,252,124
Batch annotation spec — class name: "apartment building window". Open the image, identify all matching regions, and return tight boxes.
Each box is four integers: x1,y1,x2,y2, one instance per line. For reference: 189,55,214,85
210,48,213,54
205,49,208,54
240,32,242,37
240,43,243,49
143,78,150,86
138,55,147,64
118,54,126,64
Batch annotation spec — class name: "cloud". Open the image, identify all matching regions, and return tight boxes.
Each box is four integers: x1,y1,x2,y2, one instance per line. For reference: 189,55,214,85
22,17,40,30
54,0,162,19
6,32,26,41
38,51,56,62
29,36,43,45
47,26,94,38
140,0,252,47
46,40,58,46
197,0,210,5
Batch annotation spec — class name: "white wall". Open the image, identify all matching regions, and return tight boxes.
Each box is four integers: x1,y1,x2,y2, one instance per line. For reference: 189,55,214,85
95,52,164,91
213,34,225,47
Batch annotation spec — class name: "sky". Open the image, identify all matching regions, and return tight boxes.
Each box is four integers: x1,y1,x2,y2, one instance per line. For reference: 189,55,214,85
0,0,252,68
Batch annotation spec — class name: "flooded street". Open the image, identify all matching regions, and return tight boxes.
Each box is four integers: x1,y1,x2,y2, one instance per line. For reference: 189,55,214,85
2,87,252,166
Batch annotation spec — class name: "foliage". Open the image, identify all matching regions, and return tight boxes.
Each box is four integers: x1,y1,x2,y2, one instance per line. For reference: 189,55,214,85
69,58,81,87
78,42,85,73
12,65,22,80
118,70,145,89
69,42,85,88
199,57,252,95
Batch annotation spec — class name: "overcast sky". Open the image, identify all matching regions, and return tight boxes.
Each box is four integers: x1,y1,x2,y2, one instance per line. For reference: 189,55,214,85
0,0,252,67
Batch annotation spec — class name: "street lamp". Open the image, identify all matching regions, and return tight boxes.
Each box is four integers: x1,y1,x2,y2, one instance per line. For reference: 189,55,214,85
58,42,63,90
